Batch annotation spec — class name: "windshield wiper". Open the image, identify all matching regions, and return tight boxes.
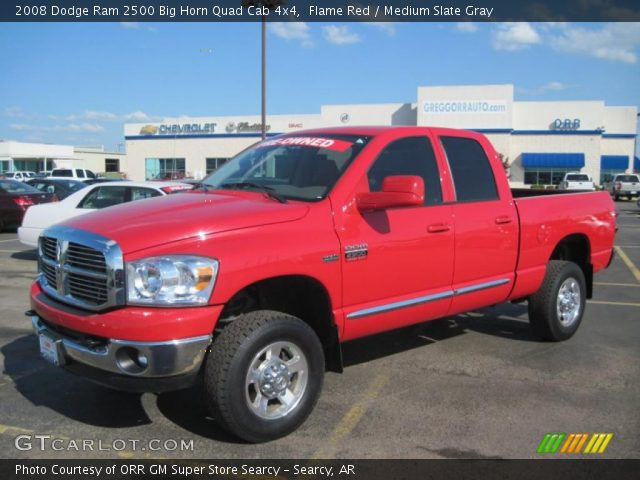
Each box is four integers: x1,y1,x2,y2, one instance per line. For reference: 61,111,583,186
219,182,288,203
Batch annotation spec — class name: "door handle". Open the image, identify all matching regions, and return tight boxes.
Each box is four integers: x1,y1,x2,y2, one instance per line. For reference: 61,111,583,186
427,223,451,233
495,216,513,225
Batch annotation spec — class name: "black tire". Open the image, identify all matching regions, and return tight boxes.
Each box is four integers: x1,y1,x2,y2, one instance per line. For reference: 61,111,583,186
204,310,324,443
528,260,587,341
613,194,619,202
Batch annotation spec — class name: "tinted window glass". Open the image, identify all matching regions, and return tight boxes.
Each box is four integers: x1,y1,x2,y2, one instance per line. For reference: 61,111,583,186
440,136,498,202
0,179,41,194
617,175,639,182
79,186,127,209
131,187,161,201
203,135,370,201
367,136,442,206
53,169,73,177
566,174,589,181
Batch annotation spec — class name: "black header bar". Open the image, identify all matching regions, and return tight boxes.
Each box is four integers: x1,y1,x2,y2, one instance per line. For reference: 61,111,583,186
2,0,640,22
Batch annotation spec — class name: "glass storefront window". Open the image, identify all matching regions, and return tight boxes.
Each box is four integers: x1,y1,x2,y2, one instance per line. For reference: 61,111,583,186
145,158,186,180
206,158,229,174
600,169,625,184
523,168,574,186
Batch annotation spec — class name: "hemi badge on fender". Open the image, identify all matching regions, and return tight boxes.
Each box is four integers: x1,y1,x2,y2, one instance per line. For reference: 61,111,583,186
345,243,368,261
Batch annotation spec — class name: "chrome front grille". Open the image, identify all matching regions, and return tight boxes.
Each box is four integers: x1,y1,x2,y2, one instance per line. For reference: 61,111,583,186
37,226,125,311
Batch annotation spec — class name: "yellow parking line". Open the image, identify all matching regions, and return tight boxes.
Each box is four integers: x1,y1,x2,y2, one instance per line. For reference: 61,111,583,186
312,374,388,459
614,246,640,283
594,282,640,287
587,300,640,307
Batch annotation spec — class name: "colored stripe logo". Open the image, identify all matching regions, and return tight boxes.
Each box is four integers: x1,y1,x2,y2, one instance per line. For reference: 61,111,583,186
537,433,613,454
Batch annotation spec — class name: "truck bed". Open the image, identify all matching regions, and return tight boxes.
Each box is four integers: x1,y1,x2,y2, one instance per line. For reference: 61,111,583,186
511,188,595,198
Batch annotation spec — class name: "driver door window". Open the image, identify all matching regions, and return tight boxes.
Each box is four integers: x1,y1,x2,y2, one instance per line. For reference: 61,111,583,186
367,136,443,205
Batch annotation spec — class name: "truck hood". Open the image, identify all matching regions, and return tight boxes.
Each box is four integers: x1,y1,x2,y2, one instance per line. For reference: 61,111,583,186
63,191,310,254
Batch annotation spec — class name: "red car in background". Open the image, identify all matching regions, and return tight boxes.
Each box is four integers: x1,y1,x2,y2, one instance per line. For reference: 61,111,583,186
0,179,58,231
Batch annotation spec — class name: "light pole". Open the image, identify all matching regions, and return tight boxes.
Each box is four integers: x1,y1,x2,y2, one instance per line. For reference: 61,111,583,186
242,0,285,140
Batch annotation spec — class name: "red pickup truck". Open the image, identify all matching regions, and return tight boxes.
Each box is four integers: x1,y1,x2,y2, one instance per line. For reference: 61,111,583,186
29,127,616,442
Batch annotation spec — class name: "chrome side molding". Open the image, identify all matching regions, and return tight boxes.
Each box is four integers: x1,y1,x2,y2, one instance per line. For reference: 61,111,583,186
346,278,510,320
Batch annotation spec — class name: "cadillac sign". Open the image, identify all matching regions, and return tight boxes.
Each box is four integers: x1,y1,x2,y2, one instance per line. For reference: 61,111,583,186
139,123,217,135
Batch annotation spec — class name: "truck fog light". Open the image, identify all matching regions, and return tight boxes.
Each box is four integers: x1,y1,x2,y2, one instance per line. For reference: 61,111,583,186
115,347,149,374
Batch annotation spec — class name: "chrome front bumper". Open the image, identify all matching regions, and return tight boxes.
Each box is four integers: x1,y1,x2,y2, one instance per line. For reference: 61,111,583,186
31,315,211,379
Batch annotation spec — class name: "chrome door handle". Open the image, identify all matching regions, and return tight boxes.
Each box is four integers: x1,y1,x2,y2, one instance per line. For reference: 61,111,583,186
495,216,513,225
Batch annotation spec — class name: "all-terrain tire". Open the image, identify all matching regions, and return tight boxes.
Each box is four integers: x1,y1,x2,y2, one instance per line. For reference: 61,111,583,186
528,260,586,341
204,310,324,443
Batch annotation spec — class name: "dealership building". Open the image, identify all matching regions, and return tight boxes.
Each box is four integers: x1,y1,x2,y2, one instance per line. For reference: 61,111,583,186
125,83,639,186
0,141,127,176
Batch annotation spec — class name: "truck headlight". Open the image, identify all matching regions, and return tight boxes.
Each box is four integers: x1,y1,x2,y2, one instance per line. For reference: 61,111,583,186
126,256,218,306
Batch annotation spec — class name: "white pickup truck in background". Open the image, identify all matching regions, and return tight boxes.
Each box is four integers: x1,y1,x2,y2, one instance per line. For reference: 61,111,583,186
558,172,595,191
49,168,97,180
603,174,640,201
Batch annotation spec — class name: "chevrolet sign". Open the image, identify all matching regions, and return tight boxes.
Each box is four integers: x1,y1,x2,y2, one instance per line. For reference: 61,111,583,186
139,123,217,135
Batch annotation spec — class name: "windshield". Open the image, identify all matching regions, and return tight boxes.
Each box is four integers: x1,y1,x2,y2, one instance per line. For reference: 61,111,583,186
567,174,590,181
202,134,370,201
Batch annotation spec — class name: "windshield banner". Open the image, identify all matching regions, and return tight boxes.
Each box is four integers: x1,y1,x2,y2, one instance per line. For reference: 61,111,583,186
257,137,354,152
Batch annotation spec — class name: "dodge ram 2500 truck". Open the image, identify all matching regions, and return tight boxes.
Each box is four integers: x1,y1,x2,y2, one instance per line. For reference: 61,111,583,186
28,127,616,442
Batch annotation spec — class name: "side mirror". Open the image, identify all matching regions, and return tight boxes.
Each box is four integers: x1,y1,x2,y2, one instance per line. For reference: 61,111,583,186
357,175,424,212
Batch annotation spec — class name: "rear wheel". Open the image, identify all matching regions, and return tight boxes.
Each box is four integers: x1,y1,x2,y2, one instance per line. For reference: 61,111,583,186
204,310,324,443
528,260,586,341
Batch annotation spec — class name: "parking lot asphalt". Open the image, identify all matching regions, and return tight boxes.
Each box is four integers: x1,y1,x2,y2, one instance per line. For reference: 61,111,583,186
0,202,638,460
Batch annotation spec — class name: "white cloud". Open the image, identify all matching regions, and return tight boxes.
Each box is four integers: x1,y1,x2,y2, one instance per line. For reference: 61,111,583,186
322,25,361,45
63,123,105,133
540,81,568,92
123,111,152,122
83,110,118,121
548,23,640,64
492,23,541,51
366,22,396,36
9,123,34,131
10,122,104,133
120,22,158,33
455,22,478,33
4,106,27,118
269,22,313,48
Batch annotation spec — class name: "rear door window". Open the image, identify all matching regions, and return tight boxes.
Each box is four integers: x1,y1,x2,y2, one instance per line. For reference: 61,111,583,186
130,187,162,201
440,136,498,202
78,186,128,209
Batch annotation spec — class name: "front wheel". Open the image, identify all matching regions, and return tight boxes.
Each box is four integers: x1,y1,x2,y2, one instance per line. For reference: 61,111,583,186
528,260,586,341
204,310,325,443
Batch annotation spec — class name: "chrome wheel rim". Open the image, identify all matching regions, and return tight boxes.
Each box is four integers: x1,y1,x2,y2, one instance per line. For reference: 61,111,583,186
556,277,581,327
245,341,308,420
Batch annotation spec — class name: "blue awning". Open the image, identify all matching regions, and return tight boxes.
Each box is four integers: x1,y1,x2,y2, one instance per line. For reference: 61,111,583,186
521,153,585,169
635,156,640,171
600,155,629,170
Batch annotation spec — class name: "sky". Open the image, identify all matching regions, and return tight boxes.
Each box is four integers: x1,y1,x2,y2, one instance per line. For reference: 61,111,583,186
0,21,639,151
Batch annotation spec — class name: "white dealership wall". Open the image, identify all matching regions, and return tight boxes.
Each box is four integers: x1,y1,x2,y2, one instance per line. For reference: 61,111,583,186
0,141,127,174
124,84,638,184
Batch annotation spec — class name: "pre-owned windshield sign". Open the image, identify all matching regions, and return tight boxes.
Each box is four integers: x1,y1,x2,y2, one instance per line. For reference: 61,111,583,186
258,137,353,152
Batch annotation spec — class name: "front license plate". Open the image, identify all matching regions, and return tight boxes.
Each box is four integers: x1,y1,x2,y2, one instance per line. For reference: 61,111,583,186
38,334,61,366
